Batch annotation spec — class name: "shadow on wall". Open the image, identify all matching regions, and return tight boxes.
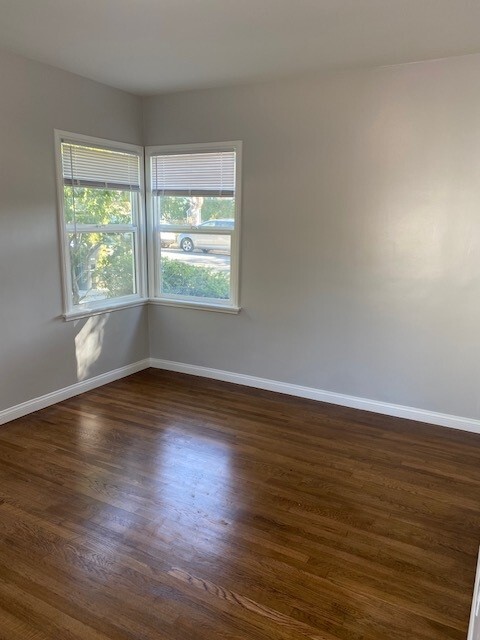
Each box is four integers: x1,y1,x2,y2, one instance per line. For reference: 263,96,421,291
74,314,109,381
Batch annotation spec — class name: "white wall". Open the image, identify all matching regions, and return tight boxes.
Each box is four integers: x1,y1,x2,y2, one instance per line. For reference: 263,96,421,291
144,54,480,420
0,49,148,411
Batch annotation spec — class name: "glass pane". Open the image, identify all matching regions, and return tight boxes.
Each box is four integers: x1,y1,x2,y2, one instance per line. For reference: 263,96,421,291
160,234,231,300
154,195,235,227
68,232,136,306
64,186,135,225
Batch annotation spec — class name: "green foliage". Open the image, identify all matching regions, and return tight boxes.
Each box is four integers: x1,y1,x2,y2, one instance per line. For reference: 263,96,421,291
158,196,235,223
161,258,229,299
95,235,135,299
64,187,132,225
200,197,235,220
159,196,190,223
65,187,135,304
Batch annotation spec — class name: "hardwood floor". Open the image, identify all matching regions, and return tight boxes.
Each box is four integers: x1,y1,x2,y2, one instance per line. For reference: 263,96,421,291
1,369,480,639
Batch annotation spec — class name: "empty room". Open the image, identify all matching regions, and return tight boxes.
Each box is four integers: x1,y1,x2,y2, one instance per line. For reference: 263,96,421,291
2,1,480,638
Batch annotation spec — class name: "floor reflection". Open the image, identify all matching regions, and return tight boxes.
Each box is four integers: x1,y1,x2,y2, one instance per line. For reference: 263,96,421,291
68,415,238,573
150,426,235,556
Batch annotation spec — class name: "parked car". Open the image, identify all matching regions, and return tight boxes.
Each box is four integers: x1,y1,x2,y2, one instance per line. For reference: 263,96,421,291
178,219,234,253
160,231,177,248
158,221,177,248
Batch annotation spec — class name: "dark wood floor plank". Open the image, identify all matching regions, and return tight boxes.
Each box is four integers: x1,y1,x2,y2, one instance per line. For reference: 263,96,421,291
1,368,480,639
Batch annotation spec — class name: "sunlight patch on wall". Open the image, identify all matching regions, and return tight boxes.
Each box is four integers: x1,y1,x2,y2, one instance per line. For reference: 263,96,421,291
75,314,108,381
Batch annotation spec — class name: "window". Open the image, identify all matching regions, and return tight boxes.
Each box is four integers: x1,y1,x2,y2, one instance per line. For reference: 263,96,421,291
146,142,241,311
55,131,146,318
55,135,241,318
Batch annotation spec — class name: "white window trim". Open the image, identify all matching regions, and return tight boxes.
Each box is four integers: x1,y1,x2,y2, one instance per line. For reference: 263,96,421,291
54,130,148,320
148,299,240,314
145,141,242,311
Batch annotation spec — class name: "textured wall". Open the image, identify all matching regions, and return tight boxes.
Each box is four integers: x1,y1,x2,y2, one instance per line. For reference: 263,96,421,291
0,49,148,411
144,54,480,419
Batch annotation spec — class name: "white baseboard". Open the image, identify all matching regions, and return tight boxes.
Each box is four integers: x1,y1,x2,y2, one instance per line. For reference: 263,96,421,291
3,356,479,436
149,358,480,435
0,359,150,426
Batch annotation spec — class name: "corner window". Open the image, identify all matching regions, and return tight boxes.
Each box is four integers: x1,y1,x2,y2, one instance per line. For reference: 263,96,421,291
146,142,241,311
55,131,146,318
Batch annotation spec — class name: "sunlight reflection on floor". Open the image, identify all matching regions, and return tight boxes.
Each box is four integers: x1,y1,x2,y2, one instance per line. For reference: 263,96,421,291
151,427,235,555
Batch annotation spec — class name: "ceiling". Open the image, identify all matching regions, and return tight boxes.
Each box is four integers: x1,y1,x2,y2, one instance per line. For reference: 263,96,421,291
1,0,480,96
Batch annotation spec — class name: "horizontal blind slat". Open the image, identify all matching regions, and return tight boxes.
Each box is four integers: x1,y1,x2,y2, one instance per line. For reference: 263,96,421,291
64,179,140,192
62,142,141,190
151,151,235,196
151,189,234,197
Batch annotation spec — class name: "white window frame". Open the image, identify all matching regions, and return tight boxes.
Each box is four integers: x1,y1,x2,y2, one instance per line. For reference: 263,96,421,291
145,141,242,313
54,130,147,320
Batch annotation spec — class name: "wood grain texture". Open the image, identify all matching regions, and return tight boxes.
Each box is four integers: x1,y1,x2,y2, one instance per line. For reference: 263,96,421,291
0,368,479,639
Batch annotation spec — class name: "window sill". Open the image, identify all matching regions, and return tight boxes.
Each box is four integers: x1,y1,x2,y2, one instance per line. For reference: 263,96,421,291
63,298,147,321
148,298,241,314
62,297,240,320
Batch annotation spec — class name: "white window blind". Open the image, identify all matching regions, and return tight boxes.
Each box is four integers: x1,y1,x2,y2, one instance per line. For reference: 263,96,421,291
151,150,235,197
61,141,141,191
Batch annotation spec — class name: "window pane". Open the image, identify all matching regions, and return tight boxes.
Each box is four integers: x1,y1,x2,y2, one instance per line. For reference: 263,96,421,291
64,186,135,225
68,232,136,305
160,234,231,300
154,195,235,227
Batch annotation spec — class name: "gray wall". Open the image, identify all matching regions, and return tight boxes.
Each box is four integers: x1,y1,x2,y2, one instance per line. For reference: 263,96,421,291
3,47,480,422
0,49,148,411
144,54,480,420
